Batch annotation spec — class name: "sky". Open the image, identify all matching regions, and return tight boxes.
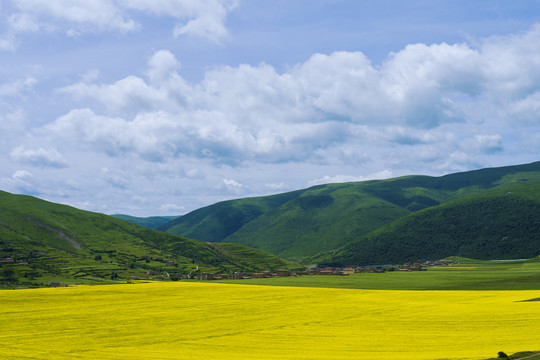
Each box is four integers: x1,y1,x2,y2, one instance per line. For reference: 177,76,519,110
1,0,540,216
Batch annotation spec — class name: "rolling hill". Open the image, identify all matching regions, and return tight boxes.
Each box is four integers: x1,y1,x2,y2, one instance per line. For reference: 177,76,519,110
0,191,301,288
317,182,540,266
158,189,304,241
159,161,540,261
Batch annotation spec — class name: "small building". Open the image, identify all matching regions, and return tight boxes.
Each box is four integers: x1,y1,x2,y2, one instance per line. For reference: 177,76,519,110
276,270,291,277
230,272,244,280
251,272,267,278
196,273,215,281
319,270,334,275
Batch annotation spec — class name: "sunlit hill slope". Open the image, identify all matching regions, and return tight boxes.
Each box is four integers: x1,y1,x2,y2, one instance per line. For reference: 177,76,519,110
0,191,300,287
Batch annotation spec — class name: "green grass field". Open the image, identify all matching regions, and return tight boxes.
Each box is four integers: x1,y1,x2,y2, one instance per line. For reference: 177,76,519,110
219,257,540,290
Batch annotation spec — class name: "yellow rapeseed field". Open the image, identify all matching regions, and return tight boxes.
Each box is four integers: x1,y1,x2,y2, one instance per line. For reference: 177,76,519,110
1,282,539,360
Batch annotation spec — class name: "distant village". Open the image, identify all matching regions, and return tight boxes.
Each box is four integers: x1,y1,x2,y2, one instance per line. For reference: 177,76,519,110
1,249,457,286
129,259,458,281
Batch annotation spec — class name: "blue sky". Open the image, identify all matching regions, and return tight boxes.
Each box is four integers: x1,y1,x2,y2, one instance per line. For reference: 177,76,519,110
1,0,540,216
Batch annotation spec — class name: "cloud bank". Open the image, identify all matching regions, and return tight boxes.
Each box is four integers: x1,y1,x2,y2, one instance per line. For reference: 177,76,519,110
43,25,540,169
3,5,540,215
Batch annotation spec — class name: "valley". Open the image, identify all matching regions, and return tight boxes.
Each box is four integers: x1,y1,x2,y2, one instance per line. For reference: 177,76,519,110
2,162,540,359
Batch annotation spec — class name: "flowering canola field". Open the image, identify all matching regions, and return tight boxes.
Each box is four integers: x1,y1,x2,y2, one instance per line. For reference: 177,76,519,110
1,282,539,360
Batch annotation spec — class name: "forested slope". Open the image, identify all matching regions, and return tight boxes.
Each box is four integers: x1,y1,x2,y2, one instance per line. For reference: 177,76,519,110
319,181,540,265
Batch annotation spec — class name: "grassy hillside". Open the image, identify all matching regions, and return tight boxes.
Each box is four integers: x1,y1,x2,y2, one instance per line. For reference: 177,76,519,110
161,161,540,261
224,183,410,260
158,190,303,239
212,242,301,271
320,180,540,266
0,191,301,288
111,214,178,229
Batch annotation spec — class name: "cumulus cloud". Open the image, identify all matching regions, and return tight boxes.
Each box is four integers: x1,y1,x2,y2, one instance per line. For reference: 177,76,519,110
50,23,540,171
42,109,181,162
10,146,68,168
147,50,182,86
11,24,540,215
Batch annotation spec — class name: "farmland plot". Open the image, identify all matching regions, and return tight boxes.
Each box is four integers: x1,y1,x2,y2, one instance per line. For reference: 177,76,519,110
1,282,539,360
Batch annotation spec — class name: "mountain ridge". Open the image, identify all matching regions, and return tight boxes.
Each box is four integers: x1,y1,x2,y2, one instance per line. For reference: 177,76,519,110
158,161,540,261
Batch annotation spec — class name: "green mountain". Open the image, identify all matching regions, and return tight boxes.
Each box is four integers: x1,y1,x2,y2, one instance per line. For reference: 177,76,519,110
159,161,540,261
318,182,540,266
111,214,179,229
158,190,303,241
0,191,301,288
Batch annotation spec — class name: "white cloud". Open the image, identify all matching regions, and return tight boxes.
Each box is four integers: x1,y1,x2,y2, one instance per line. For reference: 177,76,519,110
147,50,182,86
42,109,180,161
60,75,172,115
12,169,34,181
221,178,244,194
435,151,482,174
473,134,503,154
9,23,540,215
481,24,540,100
123,0,238,43
51,23,540,169
2,0,237,47
503,92,540,125
8,169,38,194
307,171,393,187
0,76,36,97
8,13,40,32
10,146,68,168
159,203,185,214
265,182,289,191
9,0,139,34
